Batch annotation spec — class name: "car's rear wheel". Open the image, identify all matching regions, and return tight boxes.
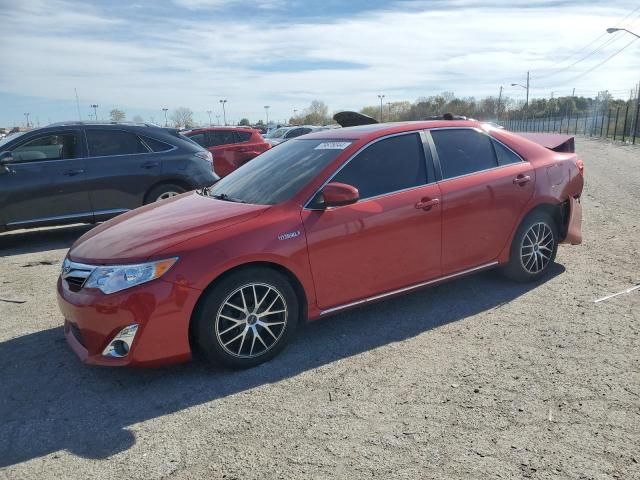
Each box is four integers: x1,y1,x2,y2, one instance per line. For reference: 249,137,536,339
192,268,299,368
503,210,558,282
145,184,186,204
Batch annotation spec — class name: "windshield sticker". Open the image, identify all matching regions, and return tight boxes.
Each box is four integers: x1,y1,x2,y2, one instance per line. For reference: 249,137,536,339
314,142,352,150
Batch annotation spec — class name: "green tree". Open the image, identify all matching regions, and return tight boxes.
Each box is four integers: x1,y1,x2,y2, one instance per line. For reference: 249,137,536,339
238,118,250,126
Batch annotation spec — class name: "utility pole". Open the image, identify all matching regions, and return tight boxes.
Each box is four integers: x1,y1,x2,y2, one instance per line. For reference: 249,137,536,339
264,105,270,127
497,86,503,120
377,94,385,121
219,99,228,125
526,71,530,107
162,108,169,127
74,88,81,121
90,104,99,121
207,110,212,126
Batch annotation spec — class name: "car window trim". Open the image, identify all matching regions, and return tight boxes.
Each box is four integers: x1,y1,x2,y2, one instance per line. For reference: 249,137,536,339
425,127,527,183
83,127,162,159
9,129,85,163
304,130,434,210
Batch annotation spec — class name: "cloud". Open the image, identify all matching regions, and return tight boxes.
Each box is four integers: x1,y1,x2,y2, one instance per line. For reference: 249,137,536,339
0,0,638,124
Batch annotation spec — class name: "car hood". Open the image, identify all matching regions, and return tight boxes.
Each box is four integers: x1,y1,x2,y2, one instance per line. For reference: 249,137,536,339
69,192,269,264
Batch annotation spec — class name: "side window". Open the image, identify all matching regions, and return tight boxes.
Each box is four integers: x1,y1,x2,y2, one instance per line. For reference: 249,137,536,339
209,131,236,146
285,128,303,139
86,130,149,157
188,133,207,147
12,133,79,162
236,131,252,142
332,133,427,200
141,136,173,152
431,129,498,179
492,139,522,166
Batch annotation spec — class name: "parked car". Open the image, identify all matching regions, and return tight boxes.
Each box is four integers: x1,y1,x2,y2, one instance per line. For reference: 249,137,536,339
58,119,583,369
183,127,271,177
0,122,217,231
264,126,329,146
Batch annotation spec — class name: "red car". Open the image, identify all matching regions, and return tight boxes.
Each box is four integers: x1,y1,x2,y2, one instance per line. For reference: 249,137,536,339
183,127,270,177
57,120,584,369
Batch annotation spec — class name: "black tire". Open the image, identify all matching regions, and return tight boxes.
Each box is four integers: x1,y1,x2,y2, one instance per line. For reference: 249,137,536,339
192,267,299,369
144,183,186,204
502,210,559,282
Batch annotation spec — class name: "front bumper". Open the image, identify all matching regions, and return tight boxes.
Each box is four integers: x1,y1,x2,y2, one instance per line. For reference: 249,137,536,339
57,276,201,367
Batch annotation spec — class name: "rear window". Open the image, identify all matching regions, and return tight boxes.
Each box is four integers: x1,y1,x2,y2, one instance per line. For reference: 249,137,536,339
142,136,173,152
86,130,148,157
187,132,207,147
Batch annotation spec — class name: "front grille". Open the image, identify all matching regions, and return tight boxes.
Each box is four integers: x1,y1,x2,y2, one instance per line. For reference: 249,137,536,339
62,259,95,292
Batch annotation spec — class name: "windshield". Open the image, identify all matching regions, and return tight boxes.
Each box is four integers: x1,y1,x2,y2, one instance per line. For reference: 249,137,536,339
0,131,27,149
206,139,351,205
266,128,287,139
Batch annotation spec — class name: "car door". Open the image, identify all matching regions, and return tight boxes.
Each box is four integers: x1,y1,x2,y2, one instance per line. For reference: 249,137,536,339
0,130,92,227
428,128,535,274
84,128,161,213
302,132,442,311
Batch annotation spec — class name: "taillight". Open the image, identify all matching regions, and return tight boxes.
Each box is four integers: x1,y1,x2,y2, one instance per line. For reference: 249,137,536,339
195,150,213,163
576,158,584,176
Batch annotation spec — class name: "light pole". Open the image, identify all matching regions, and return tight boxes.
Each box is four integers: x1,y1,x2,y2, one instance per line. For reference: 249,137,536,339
293,109,298,125
264,105,270,127
497,86,503,119
377,94,385,121
216,115,220,126
162,108,169,127
90,104,99,121
606,27,640,39
207,110,212,126
386,102,392,121
219,99,227,125
24,113,30,128
511,71,529,108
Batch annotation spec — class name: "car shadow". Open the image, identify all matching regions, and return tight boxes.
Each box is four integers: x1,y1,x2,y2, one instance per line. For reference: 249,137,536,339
0,265,564,466
0,224,94,257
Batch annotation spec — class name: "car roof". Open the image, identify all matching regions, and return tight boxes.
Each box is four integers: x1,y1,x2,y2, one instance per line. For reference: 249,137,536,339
185,126,257,134
304,120,484,140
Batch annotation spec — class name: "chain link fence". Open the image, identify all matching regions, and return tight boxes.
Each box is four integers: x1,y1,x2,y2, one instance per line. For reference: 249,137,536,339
502,93,640,145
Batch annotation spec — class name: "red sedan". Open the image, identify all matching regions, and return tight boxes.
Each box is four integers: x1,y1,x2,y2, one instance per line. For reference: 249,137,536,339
57,120,583,368
183,127,270,177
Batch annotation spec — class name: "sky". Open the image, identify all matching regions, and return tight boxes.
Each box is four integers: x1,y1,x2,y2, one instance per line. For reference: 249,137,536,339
0,0,639,127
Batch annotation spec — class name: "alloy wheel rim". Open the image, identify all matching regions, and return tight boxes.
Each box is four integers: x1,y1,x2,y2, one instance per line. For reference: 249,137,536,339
520,222,554,274
215,283,288,358
157,191,179,200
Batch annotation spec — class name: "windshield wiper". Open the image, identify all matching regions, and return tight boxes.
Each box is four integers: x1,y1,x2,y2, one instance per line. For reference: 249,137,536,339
211,193,247,203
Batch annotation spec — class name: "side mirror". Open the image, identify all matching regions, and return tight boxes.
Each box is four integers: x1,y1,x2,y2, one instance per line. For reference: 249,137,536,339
318,182,359,208
0,151,13,165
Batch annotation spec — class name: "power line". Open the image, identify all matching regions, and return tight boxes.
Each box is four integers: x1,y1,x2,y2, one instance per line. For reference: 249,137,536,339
561,37,639,85
532,5,640,79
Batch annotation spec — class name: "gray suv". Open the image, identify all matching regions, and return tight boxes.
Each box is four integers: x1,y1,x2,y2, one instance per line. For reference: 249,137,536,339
0,122,218,231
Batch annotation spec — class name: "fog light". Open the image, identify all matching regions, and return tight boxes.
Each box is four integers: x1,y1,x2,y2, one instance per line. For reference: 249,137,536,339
102,324,138,358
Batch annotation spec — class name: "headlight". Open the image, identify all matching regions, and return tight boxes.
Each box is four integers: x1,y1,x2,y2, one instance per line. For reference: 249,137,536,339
84,258,178,294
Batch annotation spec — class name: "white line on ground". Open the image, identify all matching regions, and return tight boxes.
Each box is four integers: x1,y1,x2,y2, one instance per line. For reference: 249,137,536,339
594,284,640,303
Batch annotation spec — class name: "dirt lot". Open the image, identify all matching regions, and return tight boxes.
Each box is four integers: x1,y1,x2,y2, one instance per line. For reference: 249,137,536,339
0,139,638,479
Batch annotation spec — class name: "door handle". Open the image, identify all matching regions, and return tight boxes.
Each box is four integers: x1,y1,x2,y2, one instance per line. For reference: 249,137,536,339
141,161,160,169
63,169,84,176
513,174,531,185
415,198,440,211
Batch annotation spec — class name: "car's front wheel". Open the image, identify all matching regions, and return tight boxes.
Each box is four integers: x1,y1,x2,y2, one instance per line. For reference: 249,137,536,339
503,210,559,282
192,267,299,368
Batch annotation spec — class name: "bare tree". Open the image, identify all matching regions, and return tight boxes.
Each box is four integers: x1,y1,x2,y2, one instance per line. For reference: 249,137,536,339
170,107,194,128
302,100,330,125
109,109,125,122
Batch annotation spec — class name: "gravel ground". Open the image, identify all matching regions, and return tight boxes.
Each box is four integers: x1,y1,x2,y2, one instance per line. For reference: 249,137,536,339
0,139,638,480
